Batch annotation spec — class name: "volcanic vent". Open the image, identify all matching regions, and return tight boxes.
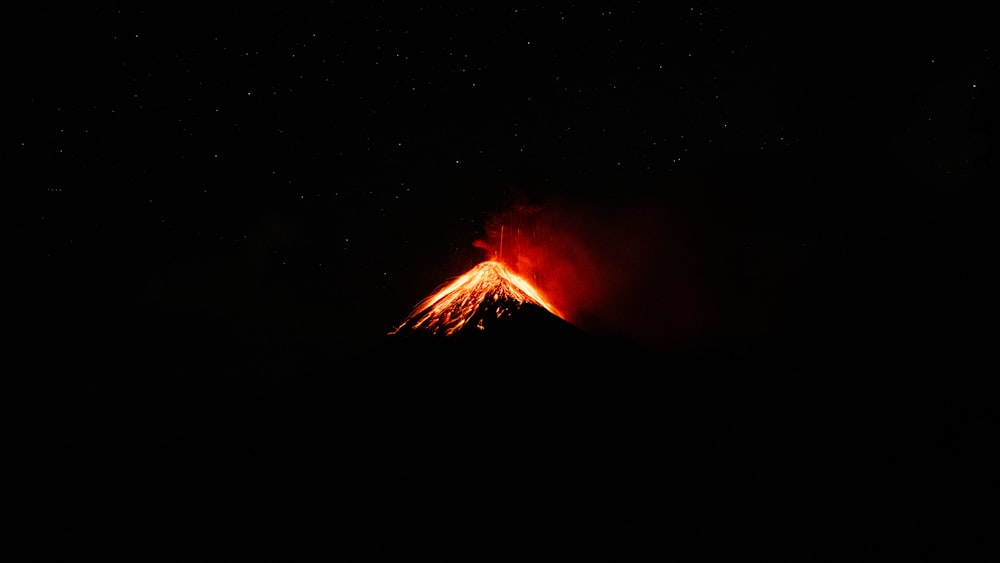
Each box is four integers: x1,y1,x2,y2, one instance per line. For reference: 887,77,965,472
388,260,580,341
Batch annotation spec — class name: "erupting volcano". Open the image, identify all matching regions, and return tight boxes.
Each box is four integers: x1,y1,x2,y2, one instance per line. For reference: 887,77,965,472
390,260,564,337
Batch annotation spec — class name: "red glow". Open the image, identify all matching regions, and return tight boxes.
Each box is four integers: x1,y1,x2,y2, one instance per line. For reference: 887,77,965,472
471,195,706,348
392,193,706,347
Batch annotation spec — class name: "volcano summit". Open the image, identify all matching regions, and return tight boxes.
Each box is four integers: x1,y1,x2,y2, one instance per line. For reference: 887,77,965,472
389,260,571,338
379,259,655,374
392,260,558,333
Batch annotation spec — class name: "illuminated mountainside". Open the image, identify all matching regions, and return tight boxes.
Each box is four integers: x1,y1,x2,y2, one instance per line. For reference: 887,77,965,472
389,260,571,338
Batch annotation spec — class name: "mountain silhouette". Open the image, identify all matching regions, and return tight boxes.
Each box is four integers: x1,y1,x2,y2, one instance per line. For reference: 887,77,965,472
35,259,986,560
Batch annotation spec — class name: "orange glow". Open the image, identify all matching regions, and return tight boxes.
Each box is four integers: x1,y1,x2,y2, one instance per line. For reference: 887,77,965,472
390,260,562,336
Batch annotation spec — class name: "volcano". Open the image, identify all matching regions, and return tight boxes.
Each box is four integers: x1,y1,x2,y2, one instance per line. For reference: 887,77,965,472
389,260,577,339
378,258,647,369
378,259,654,374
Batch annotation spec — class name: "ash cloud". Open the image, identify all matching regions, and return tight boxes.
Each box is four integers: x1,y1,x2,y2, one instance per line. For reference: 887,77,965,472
475,193,710,352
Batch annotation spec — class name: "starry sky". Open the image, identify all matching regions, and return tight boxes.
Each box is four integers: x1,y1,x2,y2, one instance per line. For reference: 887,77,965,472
10,4,998,470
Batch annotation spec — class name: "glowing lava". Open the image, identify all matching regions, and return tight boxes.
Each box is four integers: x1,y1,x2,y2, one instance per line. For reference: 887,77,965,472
390,260,563,336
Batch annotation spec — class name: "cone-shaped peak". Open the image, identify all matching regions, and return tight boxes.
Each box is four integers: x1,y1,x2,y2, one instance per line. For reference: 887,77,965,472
390,260,564,337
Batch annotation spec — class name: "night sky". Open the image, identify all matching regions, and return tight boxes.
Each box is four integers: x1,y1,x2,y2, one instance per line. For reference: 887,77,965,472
9,2,999,525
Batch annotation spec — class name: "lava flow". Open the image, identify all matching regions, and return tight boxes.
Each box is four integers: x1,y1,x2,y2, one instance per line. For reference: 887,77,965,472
390,260,563,336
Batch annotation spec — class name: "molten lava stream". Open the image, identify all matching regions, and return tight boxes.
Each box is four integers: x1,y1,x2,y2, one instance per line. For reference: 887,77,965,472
390,260,561,336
